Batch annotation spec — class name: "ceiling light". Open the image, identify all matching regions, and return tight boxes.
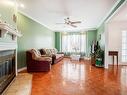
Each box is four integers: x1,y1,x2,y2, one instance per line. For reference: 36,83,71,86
20,3,25,8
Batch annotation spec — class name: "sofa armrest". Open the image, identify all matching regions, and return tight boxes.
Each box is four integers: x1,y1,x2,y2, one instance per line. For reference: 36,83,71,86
34,56,52,62
41,55,51,57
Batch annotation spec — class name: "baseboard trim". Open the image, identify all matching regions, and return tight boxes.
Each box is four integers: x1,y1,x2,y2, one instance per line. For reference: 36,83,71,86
109,64,127,66
18,67,27,72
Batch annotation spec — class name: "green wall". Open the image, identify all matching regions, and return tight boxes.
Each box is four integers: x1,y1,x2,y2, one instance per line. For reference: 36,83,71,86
17,13,55,69
55,32,61,51
86,30,97,56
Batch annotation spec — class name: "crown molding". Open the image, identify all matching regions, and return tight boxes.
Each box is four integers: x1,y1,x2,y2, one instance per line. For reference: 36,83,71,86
97,0,123,28
18,10,54,31
105,0,127,23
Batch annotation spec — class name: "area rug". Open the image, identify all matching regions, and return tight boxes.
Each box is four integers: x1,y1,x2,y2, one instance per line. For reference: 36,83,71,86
4,73,32,95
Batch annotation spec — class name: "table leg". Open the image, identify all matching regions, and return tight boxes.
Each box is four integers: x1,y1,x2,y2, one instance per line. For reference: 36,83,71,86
117,55,118,66
113,56,114,65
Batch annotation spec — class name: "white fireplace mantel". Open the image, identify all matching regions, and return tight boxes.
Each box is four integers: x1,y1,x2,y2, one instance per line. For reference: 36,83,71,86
0,23,22,40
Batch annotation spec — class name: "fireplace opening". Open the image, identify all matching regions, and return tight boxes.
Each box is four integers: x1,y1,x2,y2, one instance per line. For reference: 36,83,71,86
0,50,16,94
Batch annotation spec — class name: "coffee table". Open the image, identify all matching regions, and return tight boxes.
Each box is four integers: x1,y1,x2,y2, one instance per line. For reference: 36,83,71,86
70,54,80,61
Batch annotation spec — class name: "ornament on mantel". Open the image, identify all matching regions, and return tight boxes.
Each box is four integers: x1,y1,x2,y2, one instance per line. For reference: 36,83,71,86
13,14,17,23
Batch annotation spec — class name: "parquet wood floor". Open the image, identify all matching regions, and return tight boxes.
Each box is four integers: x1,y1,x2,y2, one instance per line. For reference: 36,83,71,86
22,58,127,95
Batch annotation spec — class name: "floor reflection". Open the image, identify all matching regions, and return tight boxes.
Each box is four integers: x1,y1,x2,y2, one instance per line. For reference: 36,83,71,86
62,60,85,82
31,58,127,95
121,66,127,87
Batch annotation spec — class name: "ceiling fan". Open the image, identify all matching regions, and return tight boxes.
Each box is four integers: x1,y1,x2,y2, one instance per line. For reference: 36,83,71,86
56,17,81,28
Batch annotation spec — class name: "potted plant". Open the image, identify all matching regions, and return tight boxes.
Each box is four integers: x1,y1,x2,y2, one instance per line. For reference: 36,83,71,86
95,47,104,67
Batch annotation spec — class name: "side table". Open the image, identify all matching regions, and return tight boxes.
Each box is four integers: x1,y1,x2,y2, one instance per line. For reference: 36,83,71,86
108,51,118,66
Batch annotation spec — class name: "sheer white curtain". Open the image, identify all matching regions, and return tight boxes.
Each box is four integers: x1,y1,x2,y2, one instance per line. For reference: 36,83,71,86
62,33,86,55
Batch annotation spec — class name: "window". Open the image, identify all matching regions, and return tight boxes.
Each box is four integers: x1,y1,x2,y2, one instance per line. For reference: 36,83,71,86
62,33,86,54
122,30,127,62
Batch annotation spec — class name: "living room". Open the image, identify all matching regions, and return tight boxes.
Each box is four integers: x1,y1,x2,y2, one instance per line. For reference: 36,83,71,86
0,0,127,95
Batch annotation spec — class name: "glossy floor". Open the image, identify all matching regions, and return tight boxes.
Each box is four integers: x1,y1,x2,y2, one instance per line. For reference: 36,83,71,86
4,73,32,95
31,58,127,95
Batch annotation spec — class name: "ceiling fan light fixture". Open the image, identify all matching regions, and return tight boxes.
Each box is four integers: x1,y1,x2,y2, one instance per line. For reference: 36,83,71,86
56,17,81,28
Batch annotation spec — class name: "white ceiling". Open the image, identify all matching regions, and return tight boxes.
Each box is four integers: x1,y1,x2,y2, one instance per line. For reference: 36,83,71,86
110,2,127,22
18,0,117,32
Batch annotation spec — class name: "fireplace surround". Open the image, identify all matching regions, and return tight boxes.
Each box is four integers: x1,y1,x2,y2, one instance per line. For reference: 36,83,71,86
0,41,17,94
0,15,22,94
0,50,16,94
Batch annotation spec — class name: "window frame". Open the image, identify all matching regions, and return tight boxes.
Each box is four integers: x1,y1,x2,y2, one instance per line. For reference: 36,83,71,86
121,30,127,62
61,33,86,54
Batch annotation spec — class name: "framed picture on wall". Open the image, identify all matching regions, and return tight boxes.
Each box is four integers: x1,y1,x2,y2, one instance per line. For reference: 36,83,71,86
13,14,17,23
99,34,101,40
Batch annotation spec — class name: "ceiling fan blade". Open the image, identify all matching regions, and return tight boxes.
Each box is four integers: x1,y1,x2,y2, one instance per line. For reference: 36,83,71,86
71,21,81,24
56,23,65,24
70,24,77,28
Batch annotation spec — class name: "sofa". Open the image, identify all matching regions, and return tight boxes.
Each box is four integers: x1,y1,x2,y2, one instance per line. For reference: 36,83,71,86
39,48,64,64
26,49,52,72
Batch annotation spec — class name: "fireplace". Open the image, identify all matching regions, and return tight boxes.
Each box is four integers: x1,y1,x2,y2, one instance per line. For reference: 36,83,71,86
0,50,16,94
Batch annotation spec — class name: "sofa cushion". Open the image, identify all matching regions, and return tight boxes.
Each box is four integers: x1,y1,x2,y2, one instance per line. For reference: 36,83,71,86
42,48,58,56
50,48,57,53
40,48,46,55
45,49,52,56
54,48,58,54
49,49,53,54
30,49,41,58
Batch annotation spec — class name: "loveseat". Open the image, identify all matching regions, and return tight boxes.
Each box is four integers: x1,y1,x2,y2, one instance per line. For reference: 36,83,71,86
26,49,52,72
39,48,64,64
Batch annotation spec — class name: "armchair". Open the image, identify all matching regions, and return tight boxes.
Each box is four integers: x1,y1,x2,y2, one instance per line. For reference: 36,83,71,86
26,49,52,72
